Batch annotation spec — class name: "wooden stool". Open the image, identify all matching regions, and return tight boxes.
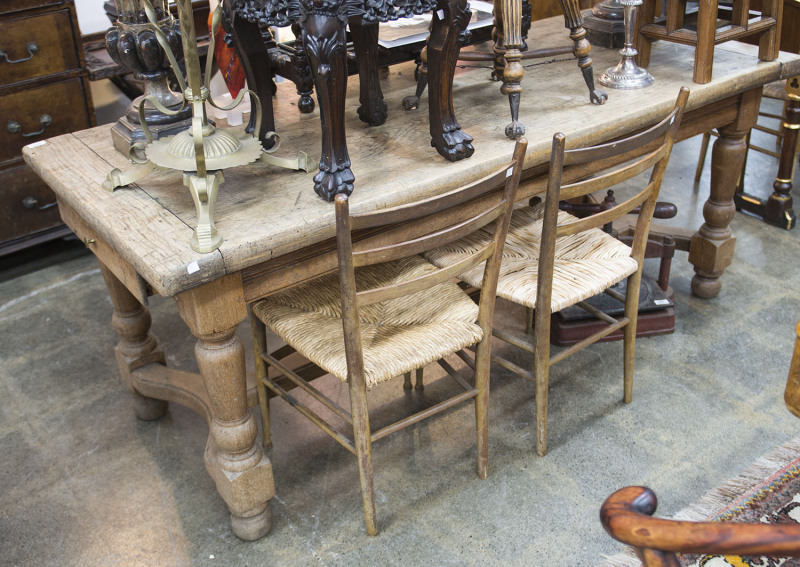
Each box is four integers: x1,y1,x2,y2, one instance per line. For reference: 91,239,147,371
634,0,782,84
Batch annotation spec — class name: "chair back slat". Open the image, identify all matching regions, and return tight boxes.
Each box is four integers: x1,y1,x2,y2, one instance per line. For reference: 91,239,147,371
352,201,506,267
556,181,658,238
349,165,517,231
562,105,682,167
557,145,669,203
357,242,495,307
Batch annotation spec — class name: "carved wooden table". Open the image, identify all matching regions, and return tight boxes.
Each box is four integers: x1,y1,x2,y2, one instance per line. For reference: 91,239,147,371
23,18,800,541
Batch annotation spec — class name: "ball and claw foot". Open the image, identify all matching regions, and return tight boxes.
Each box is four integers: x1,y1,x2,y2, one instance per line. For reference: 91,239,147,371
505,121,526,140
402,95,420,110
433,130,475,162
590,87,608,105
357,100,388,126
313,167,355,201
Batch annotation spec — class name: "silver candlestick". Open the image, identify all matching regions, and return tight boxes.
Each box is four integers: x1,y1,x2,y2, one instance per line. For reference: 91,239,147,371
598,0,653,89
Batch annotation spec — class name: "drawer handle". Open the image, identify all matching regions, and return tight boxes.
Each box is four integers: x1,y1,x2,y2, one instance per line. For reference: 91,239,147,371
8,114,52,138
22,196,57,210
0,42,38,64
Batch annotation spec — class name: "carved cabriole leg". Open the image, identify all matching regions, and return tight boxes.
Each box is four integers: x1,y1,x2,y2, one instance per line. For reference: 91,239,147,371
349,16,388,126
99,261,167,421
177,274,274,541
557,0,607,105
302,4,354,200
427,0,475,161
764,85,799,229
225,0,277,148
689,90,760,299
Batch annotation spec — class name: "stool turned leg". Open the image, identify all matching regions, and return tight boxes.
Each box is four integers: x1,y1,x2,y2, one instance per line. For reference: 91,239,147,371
99,262,167,421
402,45,429,111
557,0,607,105
502,0,525,139
403,372,413,390
764,80,799,230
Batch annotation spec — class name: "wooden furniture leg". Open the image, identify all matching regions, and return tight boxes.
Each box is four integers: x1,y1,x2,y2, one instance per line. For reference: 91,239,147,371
224,0,278,148
426,0,475,161
693,0,718,84
689,89,761,298
99,261,168,421
177,275,274,541
349,16,388,126
764,79,799,228
557,0,607,105
300,5,354,200
493,0,525,139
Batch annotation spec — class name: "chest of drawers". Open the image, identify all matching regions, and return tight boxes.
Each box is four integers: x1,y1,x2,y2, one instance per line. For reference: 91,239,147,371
0,0,95,255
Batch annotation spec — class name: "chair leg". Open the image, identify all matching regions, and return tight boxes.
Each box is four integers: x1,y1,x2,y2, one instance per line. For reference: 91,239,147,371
403,368,425,391
348,371,378,536
694,131,711,183
533,305,551,456
250,312,272,448
473,337,491,479
622,271,644,404
525,306,534,334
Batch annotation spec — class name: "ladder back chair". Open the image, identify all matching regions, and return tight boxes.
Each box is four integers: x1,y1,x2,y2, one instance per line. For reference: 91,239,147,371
425,87,689,456
601,486,800,566
250,138,527,536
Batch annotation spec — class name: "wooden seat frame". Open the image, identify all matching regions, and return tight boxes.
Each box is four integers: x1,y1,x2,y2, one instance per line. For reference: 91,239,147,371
491,88,688,457
251,139,527,536
601,486,800,566
634,0,782,84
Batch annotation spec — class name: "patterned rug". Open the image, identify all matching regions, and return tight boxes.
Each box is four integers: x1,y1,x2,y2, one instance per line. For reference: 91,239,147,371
599,437,800,567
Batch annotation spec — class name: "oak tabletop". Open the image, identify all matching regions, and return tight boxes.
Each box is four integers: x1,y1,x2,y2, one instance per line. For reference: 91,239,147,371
23,16,800,298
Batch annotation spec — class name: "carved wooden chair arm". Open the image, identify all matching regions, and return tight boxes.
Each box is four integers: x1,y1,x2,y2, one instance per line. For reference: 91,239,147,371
600,486,800,566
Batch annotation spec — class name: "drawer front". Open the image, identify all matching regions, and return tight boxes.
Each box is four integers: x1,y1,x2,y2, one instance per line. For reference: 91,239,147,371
0,78,91,164
0,163,63,243
1,1,66,16
0,9,79,85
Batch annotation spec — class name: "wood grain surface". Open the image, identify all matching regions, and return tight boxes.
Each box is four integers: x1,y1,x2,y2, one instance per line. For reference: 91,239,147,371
22,16,800,298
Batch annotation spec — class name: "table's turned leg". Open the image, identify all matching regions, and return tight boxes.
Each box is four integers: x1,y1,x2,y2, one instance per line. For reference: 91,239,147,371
177,275,274,541
301,4,354,200
689,90,760,298
349,16,388,126
99,262,168,421
427,0,474,161
764,83,799,229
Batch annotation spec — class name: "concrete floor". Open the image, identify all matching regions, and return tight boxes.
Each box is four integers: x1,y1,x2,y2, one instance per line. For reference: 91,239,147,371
2,98,799,566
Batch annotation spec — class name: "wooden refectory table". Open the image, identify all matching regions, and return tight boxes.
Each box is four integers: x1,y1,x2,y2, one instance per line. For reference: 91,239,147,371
22,17,800,540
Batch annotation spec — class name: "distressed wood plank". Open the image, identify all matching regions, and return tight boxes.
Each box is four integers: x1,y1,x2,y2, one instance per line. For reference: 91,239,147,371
23,16,800,298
